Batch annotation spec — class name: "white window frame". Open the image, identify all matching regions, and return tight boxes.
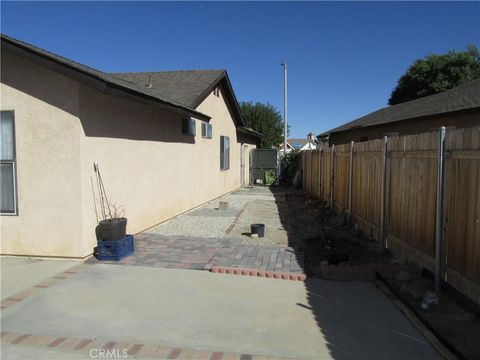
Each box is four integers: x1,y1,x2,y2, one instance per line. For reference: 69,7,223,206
1,110,18,215
201,122,212,139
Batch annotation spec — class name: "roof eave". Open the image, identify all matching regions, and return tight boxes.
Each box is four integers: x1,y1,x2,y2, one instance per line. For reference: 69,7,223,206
318,106,480,138
237,127,263,139
1,34,211,122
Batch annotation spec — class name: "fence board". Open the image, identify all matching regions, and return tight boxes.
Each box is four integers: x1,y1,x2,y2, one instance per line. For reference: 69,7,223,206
301,126,480,288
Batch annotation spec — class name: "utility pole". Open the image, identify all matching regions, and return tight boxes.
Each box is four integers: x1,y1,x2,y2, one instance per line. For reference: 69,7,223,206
281,62,288,155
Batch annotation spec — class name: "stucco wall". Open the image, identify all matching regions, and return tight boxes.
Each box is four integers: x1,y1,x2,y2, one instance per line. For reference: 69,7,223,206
79,84,254,255
0,51,84,257
1,50,256,258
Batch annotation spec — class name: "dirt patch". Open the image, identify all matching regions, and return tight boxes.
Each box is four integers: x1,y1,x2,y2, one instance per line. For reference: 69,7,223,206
380,273,480,360
278,190,480,360
277,195,395,274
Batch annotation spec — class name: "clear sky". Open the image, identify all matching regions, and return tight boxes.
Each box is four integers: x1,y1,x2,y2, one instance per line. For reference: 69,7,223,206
1,1,479,138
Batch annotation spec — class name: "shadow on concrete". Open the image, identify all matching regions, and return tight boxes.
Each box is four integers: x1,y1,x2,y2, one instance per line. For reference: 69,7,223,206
268,186,439,360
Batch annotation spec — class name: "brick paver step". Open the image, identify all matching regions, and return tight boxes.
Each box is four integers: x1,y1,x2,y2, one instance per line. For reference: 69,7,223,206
87,235,306,276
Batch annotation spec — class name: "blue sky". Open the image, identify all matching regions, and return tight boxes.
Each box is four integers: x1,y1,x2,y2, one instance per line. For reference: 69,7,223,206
1,1,479,138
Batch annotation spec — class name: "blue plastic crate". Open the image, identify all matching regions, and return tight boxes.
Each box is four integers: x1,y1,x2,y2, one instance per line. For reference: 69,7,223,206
95,235,134,261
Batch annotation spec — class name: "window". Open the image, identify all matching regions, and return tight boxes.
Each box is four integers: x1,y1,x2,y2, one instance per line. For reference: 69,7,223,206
220,136,230,170
182,117,196,136
201,122,212,139
1,111,17,214
213,87,220,97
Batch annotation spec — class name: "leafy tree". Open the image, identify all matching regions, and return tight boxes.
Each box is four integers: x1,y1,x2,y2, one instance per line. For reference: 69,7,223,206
240,101,285,149
389,45,480,105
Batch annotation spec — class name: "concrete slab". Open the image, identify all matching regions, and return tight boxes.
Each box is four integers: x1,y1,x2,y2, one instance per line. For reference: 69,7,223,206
1,264,440,359
1,257,79,299
1,344,87,359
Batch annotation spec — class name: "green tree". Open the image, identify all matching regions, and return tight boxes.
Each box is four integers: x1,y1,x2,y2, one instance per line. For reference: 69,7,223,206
389,45,480,105
240,101,285,149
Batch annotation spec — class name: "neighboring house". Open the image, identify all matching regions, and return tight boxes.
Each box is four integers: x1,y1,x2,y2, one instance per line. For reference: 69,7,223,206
279,133,317,153
0,34,261,258
319,79,480,145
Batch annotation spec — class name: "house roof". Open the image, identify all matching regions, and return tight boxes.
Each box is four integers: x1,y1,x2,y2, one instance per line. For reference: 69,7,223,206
112,70,225,109
112,70,247,129
319,79,480,137
288,138,309,147
279,138,313,150
1,34,211,121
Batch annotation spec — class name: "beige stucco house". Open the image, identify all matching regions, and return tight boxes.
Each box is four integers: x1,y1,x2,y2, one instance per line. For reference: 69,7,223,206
0,34,260,258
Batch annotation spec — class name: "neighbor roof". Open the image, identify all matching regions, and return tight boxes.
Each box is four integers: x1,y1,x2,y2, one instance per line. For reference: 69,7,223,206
1,34,210,121
319,79,480,137
288,138,308,147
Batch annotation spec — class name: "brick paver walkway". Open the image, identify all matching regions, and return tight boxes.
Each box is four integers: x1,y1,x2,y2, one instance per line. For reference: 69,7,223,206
86,233,305,275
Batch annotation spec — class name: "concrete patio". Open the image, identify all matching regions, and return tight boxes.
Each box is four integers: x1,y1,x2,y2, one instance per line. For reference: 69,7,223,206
1,258,440,359
1,187,443,359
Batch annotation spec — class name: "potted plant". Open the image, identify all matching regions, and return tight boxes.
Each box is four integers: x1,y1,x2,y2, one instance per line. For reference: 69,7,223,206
98,204,127,241
93,163,127,241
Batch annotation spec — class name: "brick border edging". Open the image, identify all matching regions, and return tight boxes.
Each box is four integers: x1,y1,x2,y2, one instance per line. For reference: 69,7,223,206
1,331,299,360
210,266,306,281
0,263,92,310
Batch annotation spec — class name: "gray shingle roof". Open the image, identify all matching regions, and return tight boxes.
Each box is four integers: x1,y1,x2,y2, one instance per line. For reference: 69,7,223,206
1,34,210,121
320,79,480,136
111,70,226,108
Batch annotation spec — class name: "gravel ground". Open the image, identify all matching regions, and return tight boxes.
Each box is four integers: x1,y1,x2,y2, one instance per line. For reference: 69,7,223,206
146,187,283,240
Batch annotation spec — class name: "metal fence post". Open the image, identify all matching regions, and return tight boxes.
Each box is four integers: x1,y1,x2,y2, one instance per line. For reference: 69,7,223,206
330,145,335,211
348,141,354,219
302,152,305,189
435,126,446,295
310,150,313,196
318,149,322,198
380,136,388,248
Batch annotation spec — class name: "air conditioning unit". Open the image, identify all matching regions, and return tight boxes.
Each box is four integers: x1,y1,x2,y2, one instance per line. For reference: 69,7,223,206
182,117,196,136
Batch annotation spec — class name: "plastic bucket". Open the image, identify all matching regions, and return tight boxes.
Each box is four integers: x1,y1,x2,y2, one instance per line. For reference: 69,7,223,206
250,223,265,237
98,218,127,241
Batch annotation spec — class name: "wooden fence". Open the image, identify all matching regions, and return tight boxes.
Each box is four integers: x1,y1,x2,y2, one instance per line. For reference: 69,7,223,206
302,126,480,300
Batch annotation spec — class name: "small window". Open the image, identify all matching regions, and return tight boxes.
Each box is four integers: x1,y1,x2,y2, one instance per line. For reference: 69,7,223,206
220,136,230,170
201,122,212,139
1,111,17,214
182,117,196,136
213,87,220,97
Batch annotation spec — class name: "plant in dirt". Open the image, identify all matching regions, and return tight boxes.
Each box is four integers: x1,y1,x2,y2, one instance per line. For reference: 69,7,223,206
101,203,125,222
264,170,277,186
279,151,301,187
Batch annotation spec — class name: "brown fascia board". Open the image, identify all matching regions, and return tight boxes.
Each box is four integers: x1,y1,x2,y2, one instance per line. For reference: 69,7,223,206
317,107,480,138
237,127,263,139
1,36,211,122
191,71,246,128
